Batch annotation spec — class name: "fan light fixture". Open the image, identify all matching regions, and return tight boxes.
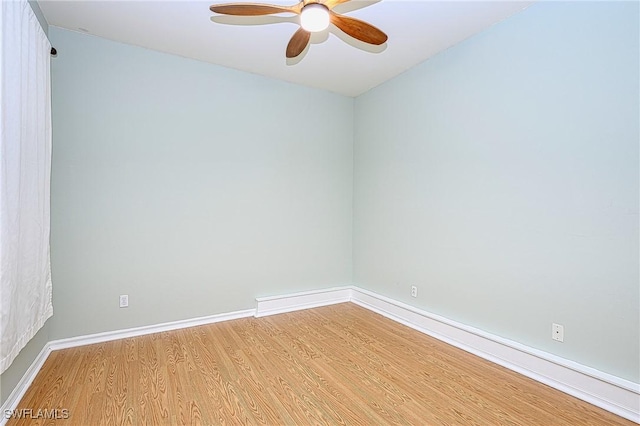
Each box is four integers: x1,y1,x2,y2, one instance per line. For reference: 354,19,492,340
209,0,388,59
300,4,330,32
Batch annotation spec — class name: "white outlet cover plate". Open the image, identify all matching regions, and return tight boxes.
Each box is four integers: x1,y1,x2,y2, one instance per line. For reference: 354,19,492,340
552,323,564,342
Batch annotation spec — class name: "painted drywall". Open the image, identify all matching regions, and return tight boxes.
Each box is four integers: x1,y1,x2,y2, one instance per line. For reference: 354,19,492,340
28,1,48,36
47,28,353,340
353,1,639,382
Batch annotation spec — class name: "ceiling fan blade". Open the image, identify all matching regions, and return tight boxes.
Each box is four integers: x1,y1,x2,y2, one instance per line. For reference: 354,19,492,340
210,3,300,16
286,27,311,58
322,0,351,9
330,12,387,45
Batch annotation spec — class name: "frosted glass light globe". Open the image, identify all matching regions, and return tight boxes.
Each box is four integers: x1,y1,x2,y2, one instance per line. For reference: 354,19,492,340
300,4,330,32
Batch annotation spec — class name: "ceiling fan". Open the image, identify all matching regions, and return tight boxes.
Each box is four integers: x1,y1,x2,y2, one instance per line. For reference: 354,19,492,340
209,0,388,59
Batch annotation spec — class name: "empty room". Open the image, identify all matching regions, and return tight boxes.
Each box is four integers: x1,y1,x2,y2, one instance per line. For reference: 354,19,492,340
1,0,638,424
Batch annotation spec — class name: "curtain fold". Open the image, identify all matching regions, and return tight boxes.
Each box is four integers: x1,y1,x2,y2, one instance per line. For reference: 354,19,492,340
0,0,53,374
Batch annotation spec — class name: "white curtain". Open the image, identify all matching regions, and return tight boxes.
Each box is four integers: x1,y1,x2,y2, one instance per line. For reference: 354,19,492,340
0,0,53,374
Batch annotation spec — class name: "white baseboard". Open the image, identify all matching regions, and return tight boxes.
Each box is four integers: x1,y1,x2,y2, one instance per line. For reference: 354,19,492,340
0,345,52,426
3,286,638,424
255,286,351,317
48,308,256,351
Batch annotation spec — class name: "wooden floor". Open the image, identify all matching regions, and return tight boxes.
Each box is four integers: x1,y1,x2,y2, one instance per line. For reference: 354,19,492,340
8,303,634,425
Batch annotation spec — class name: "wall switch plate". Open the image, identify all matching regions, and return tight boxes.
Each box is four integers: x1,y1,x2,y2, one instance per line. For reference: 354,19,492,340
411,286,418,298
119,294,129,308
552,323,564,342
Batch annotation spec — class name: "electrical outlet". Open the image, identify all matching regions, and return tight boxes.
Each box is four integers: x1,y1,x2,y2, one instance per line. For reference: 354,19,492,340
411,286,418,298
119,294,129,308
552,323,564,342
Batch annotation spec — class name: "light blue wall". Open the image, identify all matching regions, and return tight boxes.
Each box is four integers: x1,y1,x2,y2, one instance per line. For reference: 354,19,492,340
47,28,354,340
28,1,48,35
354,1,639,382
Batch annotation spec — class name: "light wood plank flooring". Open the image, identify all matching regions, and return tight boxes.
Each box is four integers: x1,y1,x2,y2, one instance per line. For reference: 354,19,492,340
7,303,634,425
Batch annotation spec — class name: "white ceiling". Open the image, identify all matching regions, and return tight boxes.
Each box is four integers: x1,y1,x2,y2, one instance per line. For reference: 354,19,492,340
38,0,535,97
